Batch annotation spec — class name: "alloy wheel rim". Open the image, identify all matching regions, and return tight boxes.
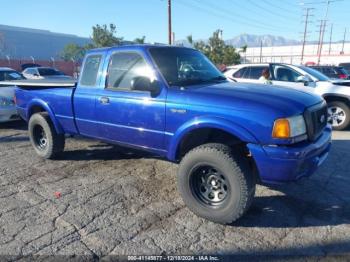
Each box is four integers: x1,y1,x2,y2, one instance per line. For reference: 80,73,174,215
328,106,346,127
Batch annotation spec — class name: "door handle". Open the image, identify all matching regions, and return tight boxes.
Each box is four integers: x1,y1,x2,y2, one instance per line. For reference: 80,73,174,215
99,96,110,104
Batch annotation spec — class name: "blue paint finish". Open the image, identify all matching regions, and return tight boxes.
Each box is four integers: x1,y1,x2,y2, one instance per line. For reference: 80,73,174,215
248,126,332,183
15,45,331,184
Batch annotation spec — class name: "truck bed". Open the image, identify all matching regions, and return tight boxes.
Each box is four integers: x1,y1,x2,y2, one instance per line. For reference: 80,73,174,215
15,81,78,134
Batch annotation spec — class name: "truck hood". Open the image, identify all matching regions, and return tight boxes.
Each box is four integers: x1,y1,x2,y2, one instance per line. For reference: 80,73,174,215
183,82,323,116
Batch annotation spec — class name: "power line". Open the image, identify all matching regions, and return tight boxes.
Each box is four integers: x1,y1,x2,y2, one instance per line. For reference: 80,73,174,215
246,0,300,20
176,0,297,33
262,0,299,13
197,0,296,30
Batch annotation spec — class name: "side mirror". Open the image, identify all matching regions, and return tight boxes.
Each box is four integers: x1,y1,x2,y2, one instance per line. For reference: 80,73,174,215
131,76,160,96
296,75,312,86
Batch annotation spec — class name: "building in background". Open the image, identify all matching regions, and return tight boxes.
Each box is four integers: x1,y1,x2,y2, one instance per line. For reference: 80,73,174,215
0,24,90,60
244,42,350,65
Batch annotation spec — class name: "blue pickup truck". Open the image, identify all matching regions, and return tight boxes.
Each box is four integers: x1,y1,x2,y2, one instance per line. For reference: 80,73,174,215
10,45,331,224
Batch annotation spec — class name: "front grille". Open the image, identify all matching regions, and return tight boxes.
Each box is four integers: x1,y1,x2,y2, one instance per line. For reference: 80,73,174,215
304,101,328,141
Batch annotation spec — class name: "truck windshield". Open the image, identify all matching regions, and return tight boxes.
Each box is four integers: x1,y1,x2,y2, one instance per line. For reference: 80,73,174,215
149,47,226,87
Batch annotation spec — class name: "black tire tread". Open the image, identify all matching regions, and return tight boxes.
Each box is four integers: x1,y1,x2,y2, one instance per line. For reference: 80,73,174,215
178,143,255,224
28,112,65,159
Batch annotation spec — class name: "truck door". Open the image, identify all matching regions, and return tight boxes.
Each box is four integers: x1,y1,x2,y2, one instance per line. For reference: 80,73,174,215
73,53,104,137
94,51,166,153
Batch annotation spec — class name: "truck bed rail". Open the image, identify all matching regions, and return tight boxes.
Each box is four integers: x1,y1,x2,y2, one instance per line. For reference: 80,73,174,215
0,79,77,89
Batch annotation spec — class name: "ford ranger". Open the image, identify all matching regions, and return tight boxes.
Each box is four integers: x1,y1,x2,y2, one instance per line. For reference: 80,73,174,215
7,45,331,224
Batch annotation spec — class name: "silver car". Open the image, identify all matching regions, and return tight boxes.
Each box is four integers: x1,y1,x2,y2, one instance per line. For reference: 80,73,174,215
224,63,350,130
0,68,23,123
22,67,73,80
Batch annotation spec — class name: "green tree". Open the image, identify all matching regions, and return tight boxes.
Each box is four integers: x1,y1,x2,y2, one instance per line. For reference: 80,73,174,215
91,23,123,48
192,30,241,65
134,36,146,44
240,44,248,53
186,34,193,45
60,43,85,61
240,44,248,63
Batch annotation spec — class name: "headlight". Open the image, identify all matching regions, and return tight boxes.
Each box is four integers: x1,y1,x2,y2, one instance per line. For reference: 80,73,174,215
0,97,15,107
272,115,307,139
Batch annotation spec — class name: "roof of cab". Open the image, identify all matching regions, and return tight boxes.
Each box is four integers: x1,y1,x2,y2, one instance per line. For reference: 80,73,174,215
86,44,194,54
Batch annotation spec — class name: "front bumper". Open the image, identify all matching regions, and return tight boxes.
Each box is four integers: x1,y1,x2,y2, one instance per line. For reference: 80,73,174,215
0,106,20,123
248,126,332,184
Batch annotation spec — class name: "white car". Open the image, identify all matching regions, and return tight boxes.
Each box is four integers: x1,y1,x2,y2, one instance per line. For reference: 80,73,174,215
224,63,350,130
0,68,23,123
22,67,73,80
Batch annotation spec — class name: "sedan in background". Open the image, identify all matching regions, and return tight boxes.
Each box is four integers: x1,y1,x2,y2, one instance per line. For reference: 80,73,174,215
309,65,350,80
0,67,24,122
22,67,73,80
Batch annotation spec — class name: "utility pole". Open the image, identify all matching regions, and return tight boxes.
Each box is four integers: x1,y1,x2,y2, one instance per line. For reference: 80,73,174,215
317,0,341,64
301,8,313,64
168,0,172,45
317,20,327,64
328,23,333,55
341,28,347,54
259,40,263,63
316,20,324,58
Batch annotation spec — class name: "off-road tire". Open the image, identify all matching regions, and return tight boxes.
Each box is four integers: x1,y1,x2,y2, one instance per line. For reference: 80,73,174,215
177,143,255,224
28,112,65,159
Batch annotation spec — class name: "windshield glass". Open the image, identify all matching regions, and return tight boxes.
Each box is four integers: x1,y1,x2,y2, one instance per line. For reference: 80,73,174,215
299,66,330,81
149,47,226,86
0,71,25,81
38,68,64,76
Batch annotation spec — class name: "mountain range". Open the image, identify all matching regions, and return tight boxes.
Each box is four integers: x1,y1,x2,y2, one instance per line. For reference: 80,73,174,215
176,34,302,47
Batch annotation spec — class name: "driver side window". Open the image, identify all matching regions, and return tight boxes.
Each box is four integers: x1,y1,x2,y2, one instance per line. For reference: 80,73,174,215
106,52,151,90
273,65,301,82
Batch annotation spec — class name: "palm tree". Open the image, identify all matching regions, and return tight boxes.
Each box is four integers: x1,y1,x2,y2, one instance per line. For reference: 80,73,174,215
134,36,146,44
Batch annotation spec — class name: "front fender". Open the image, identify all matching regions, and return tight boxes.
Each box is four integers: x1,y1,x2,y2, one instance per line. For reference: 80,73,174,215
167,116,258,161
27,99,64,134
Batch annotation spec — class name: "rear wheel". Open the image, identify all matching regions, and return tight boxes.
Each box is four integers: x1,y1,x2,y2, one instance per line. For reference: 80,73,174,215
28,113,65,159
327,101,350,131
177,143,255,224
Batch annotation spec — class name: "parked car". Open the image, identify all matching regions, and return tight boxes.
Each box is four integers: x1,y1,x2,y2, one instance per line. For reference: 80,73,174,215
22,67,73,80
21,63,42,71
224,63,350,130
339,62,350,73
0,67,24,122
308,65,350,80
5,46,331,224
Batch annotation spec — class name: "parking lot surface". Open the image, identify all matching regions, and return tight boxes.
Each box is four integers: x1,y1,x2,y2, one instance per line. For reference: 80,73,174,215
0,121,349,260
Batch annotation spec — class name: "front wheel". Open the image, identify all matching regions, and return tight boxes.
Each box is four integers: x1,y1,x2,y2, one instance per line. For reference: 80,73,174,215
177,143,255,224
28,112,65,159
327,101,350,131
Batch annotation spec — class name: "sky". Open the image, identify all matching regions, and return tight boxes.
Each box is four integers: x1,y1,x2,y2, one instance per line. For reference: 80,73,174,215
0,0,349,44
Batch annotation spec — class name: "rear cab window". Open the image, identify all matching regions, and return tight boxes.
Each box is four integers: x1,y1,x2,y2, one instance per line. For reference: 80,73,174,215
80,54,102,86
